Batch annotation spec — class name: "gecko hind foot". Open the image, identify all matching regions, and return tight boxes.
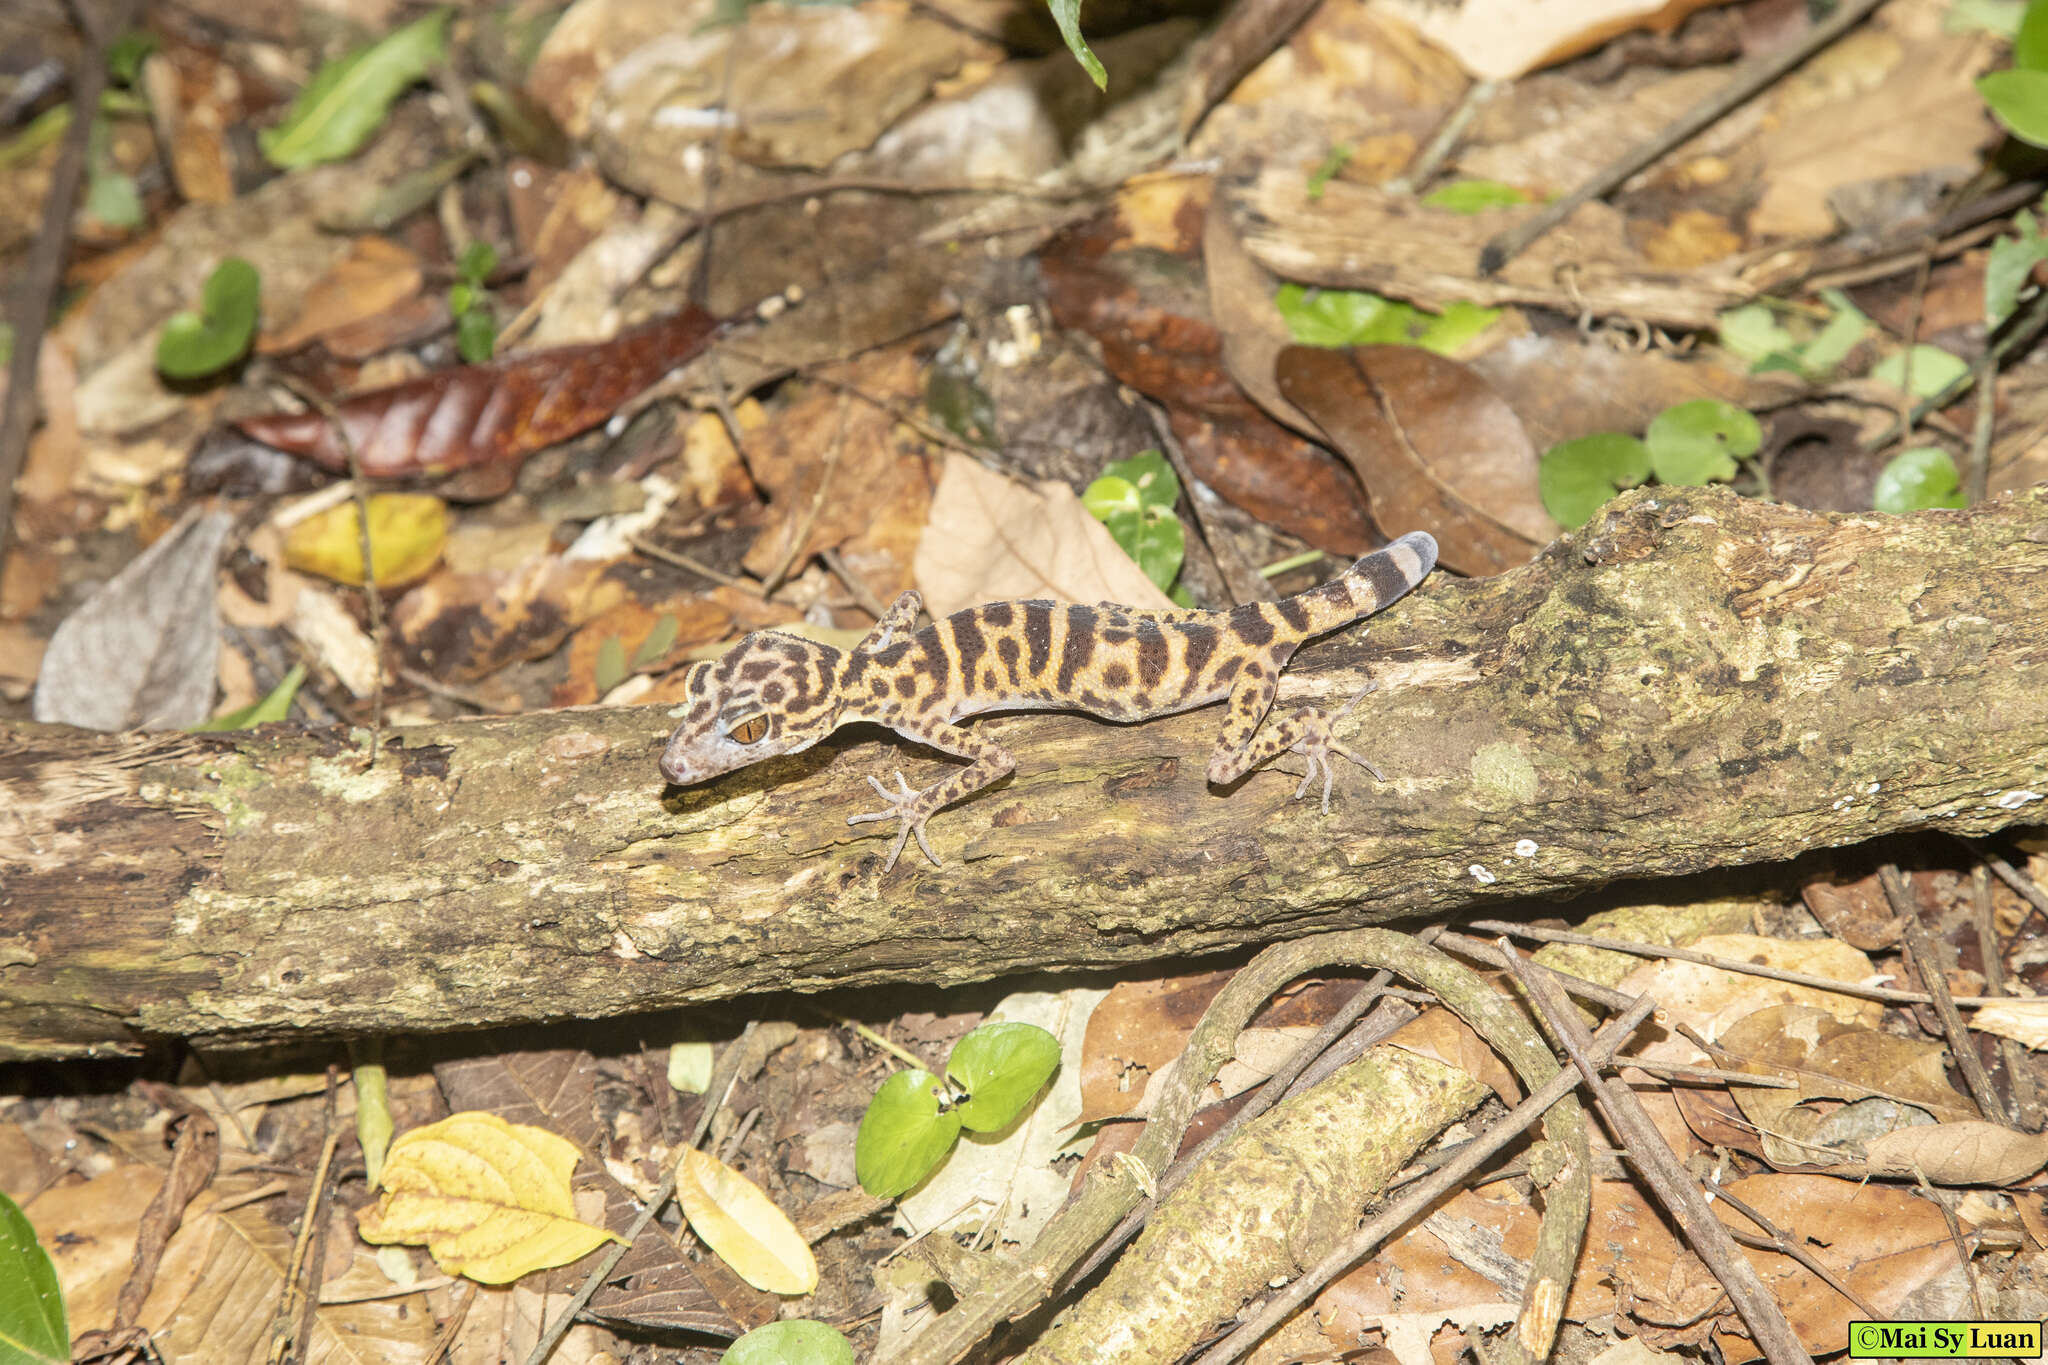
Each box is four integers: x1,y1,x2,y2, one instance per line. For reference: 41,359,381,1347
846,771,940,871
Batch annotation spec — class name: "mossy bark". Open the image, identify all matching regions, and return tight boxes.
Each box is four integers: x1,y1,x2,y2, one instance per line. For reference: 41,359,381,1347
4,486,2046,1058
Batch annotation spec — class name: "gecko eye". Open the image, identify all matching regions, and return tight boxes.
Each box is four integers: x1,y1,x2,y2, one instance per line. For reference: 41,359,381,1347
727,713,770,744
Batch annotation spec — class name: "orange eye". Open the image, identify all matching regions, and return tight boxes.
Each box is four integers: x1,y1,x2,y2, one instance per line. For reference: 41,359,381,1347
729,714,769,744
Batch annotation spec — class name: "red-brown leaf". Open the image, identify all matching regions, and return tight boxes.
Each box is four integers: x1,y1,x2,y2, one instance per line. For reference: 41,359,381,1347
235,307,725,477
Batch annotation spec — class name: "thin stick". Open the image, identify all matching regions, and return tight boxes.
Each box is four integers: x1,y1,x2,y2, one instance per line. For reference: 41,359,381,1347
0,0,140,576
1957,836,2048,923
1466,919,2017,1008
1388,79,1497,196
1883,864,2004,1121
1141,397,1270,606
1864,283,2048,454
1710,1183,1879,1318
1504,950,1815,1365
1193,993,1655,1365
1478,0,1889,274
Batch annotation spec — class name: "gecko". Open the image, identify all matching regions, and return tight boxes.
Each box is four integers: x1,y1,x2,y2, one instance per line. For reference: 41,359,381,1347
658,531,1438,871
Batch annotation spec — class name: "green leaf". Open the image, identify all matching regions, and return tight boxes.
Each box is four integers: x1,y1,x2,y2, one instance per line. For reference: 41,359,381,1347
1986,210,2048,326
631,614,682,671
1305,144,1353,201
1714,303,1797,368
856,1069,961,1198
1082,475,1141,522
1273,283,1498,353
1421,179,1528,214
189,664,308,732
0,322,13,369
1645,399,1759,486
0,1188,68,1365
458,239,498,284
259,9,452,168
1978,68,2048,145
2018,0,2048,67
1538,433,1652,529
720,1321,856,1365
1870,344,1970,398
84,114,142,230
593,635,628,696
107,29,158,86
455,304,498,363
1099,449,1178,510
1873,447,1968,512
1113,507,1185,592
156,256,261,380
1045,0,1107,90
947,1022,1061,1134
1800,288,1870,375
1950,0,2026,37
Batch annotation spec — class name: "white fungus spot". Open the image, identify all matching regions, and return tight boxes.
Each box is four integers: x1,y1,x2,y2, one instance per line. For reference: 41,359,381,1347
1513,839,1539,858
1469,864,1497,885
1997,790,2044,810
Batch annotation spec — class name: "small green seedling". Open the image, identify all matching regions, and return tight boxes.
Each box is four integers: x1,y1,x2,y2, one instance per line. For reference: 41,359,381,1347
1537,433,1652,531
1979,0,2048,144
1421,179,1529,214
855,1021,1061,1198
1537,397,1760,529
190,664,308,732
1084,449,1186,598
157,256,261,380
1044,0,1106,90
449,240,500,363
719,1320,855,1365
1986,207,2048,327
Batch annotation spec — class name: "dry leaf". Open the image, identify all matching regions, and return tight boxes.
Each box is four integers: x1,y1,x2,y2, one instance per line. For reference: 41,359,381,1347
1859,1120,2048,1186
32,507,233,731
912,453,1175,618
283,493,449,588
357,1112,621,1284
259,235,425,354
1970,1000,2048,1050
1379,0,1735,80
673,1147,817,1295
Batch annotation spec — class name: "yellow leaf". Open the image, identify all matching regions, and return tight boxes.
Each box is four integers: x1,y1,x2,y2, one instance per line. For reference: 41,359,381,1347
284,493,448,588
674,1146,817,1294
355,1112,620,1283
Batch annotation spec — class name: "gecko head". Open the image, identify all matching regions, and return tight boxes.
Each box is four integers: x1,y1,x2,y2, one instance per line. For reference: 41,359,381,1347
657,632,840,786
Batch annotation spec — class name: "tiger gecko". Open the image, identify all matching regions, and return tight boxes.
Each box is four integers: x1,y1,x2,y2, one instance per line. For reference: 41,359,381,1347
658,532,1438,870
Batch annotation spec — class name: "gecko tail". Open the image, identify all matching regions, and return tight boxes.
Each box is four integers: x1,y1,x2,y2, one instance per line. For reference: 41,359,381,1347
1294,531,1439,634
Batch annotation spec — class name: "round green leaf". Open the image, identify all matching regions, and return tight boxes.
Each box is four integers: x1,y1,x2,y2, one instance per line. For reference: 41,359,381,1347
1538,432,1652,529
458,239,498,284
947,1021,1061,1134
156,256,260,380
1100,449,1179,510
856,1069,960,1198
1275,283,1400,347
1979,68,2048,145
1872,447,1967,513
1082,475,1142,522
719,1320,856,1365
1645,399,1759,486
0,1188,68,1365
2018,0,2048,71
1870,344,1970,399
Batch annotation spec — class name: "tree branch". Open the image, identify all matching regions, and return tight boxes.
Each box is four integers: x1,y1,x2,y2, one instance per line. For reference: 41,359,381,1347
4,486,2047,1059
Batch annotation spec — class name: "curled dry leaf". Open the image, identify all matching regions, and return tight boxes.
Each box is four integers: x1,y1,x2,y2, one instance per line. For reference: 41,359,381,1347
673,1147,817,1296
235,307,725,478
1969,1000,2048,1051
356,1112,620,1284
1277,344,1547,576
1858,1120,2048,1187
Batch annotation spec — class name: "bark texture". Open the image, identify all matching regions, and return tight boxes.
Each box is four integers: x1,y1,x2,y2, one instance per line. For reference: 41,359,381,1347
4,486,2046,1059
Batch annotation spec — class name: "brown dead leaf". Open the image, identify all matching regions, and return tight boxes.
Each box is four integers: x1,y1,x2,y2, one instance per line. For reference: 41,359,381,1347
553,597,734,707
737,345,935,580
1277,345,1546,575
28,1163,169,1336
392,556,629,683
1801,871,1905,951
1858,1120,2048,1186
1970,1000,2048,1051
1378,0,1735,80
1749,27,1995,239
912,454,1175,618
1385,1007,1521,1103
1718,1003,1975,1132
259,235,425,355
1638,208,1744,268
1616,934,1888,1062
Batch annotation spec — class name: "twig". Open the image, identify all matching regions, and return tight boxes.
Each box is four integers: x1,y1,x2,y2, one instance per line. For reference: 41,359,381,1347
1619,1058,1796,1088
1387,79,1498,196
821,547,892,622
1478,0,1889,274
627,535,764,595
1709,1183,1880,1318
1863,283,2048,454
1466,919,2019,1008
0,0,140,577
1436,931,1638,1011
1882,864,2004,1121
1502,949,1815,1365
1955,836,2048,924
1139,397,1271,607
268,1070,342,1365
1966,350,1996,504
1192,991,1654,1365
1967,864,2037,1122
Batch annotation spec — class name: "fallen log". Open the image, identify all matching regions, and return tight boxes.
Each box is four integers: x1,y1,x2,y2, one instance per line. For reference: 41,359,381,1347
4,485,2045,1059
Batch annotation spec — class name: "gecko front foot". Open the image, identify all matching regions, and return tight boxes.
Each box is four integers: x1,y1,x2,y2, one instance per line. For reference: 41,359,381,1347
846,771,941,871
1291,683,1386,813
